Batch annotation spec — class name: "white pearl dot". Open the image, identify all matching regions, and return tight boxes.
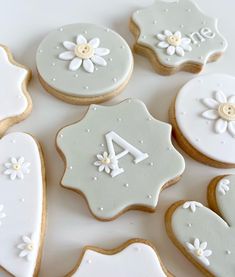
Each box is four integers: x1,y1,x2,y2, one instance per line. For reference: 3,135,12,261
226,250,231,255
93,177,97,181
95,67,98,71
167,147,172,151
147,194,152,199
180,112,186,115
164,8,168,12
106,28,110,32
84,86,89,90
84,30,88,34
11,139,16,143
59,28,63,31
166,57,171,62
153,20,157,24
39,49,43,53
99,207,104,211
124,183,129,188
113,78,117,83
52,62,56,66
109,57,113,62
180,24,184,28
100,143,104,147
74,74,79,78
199,56,203,60
147,117,152,121
52,78,56,81
149,162,154,166
120,45,125,49
117,118,122,122
186,8,191,12
139,140,144,144
136,10,140,14
142,35,146,39
56,46,60,49
69,166,73,170
59,134,63,138
87,259,92,264
20,198,25,203
85,129,90,133
92,107,97,111
187,223,192,227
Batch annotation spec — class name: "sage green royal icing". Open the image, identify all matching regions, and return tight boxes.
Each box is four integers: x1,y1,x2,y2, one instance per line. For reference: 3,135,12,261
36,23,133,98
132,0,227,67
171,175,235,277
57,99,185,220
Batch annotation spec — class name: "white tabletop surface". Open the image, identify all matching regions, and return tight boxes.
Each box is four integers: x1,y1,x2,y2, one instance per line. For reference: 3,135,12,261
1,0,235,276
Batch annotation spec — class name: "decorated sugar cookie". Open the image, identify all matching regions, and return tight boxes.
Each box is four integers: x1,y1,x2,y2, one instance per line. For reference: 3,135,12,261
0,132,46,277
36,23,133,105
56,98,185,221
0,45,32,136
65,239,173,277
170,74,235,168
130,0,227,75
166,175,235,277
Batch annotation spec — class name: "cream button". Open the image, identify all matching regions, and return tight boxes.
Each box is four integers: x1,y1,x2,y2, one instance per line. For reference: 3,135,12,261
218,103,235,121
75,44,94,59
167,35,181,47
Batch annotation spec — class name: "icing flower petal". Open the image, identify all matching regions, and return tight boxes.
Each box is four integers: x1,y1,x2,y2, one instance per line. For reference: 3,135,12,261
89,38,100,48
69,58,82,71
94,48,110,56
174,31,182,38
228,95,235,103
91,55,107,66
202,110,219,120
181,44,192,52
63,41,76,51
200,241,207,250
215,90,227,103
176,46,185,57
158,41,169,49
156,34,166,41
164,30,173,36
167,46,176,56
202,98,219,109
76,34,87,45
228,121,235,137
19,250,29,257
200,256,210,266
194,238,200,249
186,242,195,251
203,250,212,257
215,118,228,134
59,51,75,61
83,59,94,73
181,37,191,45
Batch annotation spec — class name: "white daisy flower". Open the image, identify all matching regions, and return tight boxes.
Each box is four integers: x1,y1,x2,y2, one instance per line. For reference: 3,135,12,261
59,34,110,73
157,30,192,57
183,201,203,213
17,233,36,261
202,90,235,137
217,178,230,195
186,238,212,266
3,157,31,181
94,152,117,174
0,205,6,226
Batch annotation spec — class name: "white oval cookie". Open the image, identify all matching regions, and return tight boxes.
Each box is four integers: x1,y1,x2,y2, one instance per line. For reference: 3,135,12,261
36,23,133,105
171,73,235,168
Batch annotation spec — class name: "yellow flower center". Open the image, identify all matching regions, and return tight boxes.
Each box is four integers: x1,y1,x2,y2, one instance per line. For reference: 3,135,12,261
13,164,21,171
167,35,181,47
27,243,34,251
196,249,203,257
74,43,94,59
102,158,111,165
218,103,235,121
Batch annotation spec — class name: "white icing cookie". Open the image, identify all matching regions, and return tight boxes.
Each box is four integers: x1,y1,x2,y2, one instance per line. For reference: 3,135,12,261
130,0,227,75
56,98,185,221
0,133,46,277
0,45,32,136
171,73,235,168
66,239,172,277
166,175,235,277
36,23,133,105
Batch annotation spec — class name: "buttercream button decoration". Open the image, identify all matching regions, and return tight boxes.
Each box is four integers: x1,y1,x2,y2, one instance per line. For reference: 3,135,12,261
0,132,46,277
166,175,235,277
36,23,133,105
56,98,185,221
0,45,32,136
65,239,171,277
171,74,235,168
130,0,227,75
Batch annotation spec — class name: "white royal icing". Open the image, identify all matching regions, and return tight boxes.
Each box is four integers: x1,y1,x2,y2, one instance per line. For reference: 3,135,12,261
70,242,167,277
59,34,110,73
0,133,44,277
186,238,212,266
175,74,235,164
0,46,28,121
94,131,149,178
183,201,203,213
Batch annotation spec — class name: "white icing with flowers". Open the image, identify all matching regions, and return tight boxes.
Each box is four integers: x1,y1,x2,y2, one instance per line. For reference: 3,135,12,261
202,90,235,138
157,30,192,57
0,205,6,226
186,238,212,266
94,131,149,177
183,201,203,213
3,157,30,180
17,234,36,261
59,35,110,73
217,178,230,195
